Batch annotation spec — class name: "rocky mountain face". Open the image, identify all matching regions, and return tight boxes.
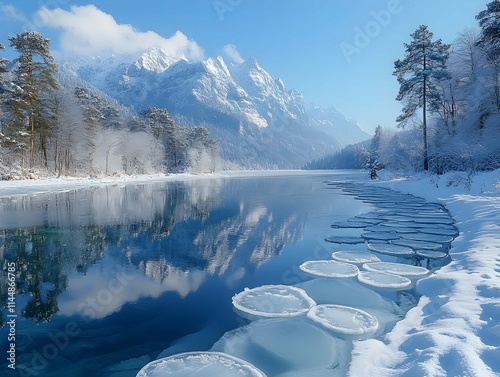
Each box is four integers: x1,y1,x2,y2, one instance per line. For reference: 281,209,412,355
60,47,369,168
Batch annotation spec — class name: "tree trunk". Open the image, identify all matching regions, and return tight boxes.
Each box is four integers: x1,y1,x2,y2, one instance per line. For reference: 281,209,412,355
423,55,429,171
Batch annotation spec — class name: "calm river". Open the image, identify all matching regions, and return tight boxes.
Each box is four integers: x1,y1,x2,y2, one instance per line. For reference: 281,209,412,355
0,171,428,376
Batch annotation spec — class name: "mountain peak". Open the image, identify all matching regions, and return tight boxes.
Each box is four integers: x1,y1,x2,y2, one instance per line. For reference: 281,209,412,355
134,47,179,73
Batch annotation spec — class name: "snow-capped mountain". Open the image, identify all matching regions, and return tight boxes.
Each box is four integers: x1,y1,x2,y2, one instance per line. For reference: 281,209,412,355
60,48,367,168
307,105,370,147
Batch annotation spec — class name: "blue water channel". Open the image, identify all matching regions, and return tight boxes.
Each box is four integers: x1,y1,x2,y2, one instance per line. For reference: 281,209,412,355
0,172,452,376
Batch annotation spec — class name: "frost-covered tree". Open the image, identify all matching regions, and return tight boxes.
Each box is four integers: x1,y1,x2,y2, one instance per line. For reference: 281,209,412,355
394,25,451,171
476,0,500,112
368,125,384,170
186,126,220,173
74,87,106,172
0,42,8,93
139,107,182,171
7,32,59,168
0,43,8,130
477,0,500,63
48,88,90,176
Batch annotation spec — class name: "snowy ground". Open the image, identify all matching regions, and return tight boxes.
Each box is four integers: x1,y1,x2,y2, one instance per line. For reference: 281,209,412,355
350,169,500,377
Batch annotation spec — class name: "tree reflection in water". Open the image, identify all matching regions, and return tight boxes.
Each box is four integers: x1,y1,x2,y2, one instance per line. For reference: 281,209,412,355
0,176,310,325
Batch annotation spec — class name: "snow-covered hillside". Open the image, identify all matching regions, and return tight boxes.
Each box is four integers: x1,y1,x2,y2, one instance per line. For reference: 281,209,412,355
60,48,367,168
307,104,370,147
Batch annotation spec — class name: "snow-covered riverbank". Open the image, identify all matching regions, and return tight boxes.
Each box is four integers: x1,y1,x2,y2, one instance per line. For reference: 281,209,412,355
350,170,500,377
0,170,320,198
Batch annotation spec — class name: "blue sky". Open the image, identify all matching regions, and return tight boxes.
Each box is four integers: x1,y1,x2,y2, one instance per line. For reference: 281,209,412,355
0,0,490,133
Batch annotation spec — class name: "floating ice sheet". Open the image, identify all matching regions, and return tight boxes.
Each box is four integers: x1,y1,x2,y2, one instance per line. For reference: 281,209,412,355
416,227,458,237
351,216,384,225
364,225,414,234
299,260,359,278
416,250,449,260
379,215,418,222
232,285,316,320
392,239,444,251
307,304,379,336
136,352,267,377
367,242,415,257
361,232,401,241
362,262,429,279
331,251,381,265
325,236,366,245
413,217,454,225
212,318,347,375
381,221,426,229
401,232,454,243
356,211,388,219
330,221,371,229
357,271,413,290
297,278,402,336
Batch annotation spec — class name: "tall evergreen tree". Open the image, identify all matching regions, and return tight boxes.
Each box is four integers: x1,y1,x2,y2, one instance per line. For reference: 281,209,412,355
476,0,500,63
394,25,451,171
0,44,11,148
7,32,59,168
0,42,8,89
476,0,500,112
74,87,106,172
0,43,8,127
139,107,181,171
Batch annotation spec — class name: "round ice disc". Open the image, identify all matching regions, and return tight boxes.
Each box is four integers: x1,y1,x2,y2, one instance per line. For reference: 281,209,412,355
361,232,401,241
325,236,365,245
307,304,379,336
362,262,429,279
367,242,415,257
331,221,371,229
392,239,444,251
331,251,381,265
357,271,412,290
416,250,449,260
413,217,454,225
299,260,359,278
136,352,267,377
232,285,316,320
401,232,454,243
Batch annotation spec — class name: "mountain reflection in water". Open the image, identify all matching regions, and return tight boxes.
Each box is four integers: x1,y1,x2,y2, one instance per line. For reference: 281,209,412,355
0,172,369,376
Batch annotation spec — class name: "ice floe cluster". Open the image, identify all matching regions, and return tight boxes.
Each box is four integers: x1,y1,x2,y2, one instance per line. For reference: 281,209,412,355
137,183,457,376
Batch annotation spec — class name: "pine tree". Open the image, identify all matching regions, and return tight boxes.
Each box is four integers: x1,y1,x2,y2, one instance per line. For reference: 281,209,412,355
0,42,8,88
0,43,8,126
0,44,12,158
139,107,179,171
369,125,383,171
74,87,106,172
393,25,451,171
476,0,500,63
7,32,59,168
476,0,500,112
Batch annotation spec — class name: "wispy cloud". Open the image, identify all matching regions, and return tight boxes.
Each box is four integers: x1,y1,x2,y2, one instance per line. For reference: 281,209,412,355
0,4,27,22
223,44,244,64
35,5,204,60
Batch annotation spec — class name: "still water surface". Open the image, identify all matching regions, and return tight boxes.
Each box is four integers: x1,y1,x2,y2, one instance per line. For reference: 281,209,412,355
0,171,382,376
